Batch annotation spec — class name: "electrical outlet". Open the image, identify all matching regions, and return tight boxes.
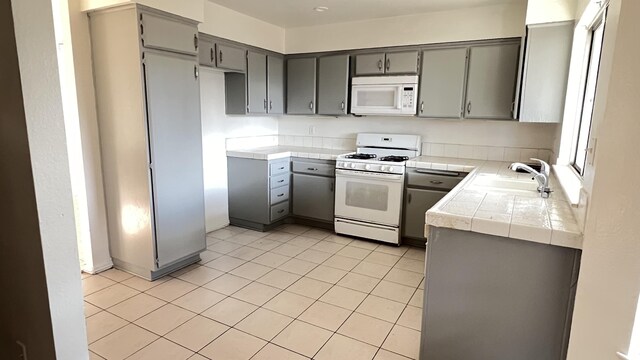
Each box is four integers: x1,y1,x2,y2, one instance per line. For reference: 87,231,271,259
309,126,316,135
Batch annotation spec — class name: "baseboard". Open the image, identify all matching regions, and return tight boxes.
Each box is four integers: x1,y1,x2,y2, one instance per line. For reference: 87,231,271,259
81,259,114,275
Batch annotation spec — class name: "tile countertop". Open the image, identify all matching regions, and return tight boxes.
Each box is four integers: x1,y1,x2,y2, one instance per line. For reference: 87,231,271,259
226,146,350,161
407,156,583,250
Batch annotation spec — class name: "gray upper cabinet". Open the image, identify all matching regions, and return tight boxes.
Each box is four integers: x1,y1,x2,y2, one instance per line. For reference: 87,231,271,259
140,12,198,55
317,54,350,115
519,21,574,123
267,56,284,114
355,53,386,75
198,36,215,67
287,57,317,115
355,51,419,75
385,50,419,74
247,51,267,114
464,43,520,119
418,48,468,118
216,43,246,72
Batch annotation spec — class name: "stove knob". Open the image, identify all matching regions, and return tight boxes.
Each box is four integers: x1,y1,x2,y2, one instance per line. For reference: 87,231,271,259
350,163,357,169
337,162,343,167
365,164,371,170
388,166,394,172
380,166,388,172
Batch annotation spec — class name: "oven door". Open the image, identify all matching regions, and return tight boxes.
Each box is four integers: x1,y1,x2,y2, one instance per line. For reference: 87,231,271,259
335,169,404,227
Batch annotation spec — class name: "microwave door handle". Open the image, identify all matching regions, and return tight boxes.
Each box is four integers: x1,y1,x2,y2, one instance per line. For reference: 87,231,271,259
396,85,403,109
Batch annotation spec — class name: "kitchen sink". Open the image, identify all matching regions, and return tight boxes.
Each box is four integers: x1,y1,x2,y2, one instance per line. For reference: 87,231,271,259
467,176,539,194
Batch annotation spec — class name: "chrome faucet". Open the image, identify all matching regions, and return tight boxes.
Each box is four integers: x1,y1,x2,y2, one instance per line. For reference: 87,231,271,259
509,158,552,198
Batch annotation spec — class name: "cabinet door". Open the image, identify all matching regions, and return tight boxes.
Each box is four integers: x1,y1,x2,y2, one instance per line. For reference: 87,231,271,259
385,51,419,74
198,36,215,67
216,43,246,72
267,56,284,114
418,48,468,118
403,188,446,240
143,51,205,268
519,22,574,123
140,12,198,55
286,58,317,114
465,44,520,119
247,51,267,114
292,174,335,222
355,53,385,75
317,55,350,115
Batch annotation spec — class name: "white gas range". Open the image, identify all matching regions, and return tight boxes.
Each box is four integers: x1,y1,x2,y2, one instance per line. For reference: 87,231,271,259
334,133,421,245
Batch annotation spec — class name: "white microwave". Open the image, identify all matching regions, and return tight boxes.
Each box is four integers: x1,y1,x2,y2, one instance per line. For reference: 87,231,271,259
350,75,419,116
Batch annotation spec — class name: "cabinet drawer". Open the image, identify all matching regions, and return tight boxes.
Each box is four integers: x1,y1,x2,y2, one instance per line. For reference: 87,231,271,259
140,12,198,55
270,201,290,221
292,161,334,176
270,173,290,189
269,161,290,176
270,185,290,205
406,170,465,190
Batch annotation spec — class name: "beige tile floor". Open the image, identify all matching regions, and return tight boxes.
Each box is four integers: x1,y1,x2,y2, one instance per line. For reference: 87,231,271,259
83,224,426,360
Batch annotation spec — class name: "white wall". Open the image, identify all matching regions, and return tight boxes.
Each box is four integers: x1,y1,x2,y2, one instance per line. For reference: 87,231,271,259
526,0,578,24
200,1,285,53
566,0,640,359
9,0,88,358
81,0,205,22
200,69,278,231
285,3,526,54
280,116,558,151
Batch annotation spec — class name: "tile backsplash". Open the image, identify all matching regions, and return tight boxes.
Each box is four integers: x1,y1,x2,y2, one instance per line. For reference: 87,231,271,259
225,135,554,163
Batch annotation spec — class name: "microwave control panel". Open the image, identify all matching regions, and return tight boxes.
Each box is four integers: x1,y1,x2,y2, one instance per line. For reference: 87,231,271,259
402,86,415,109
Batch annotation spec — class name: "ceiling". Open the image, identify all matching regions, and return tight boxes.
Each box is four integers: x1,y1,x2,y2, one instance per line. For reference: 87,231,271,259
208,0,527,28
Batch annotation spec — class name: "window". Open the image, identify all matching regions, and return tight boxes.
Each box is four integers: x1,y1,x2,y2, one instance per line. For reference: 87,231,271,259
570,11,606,175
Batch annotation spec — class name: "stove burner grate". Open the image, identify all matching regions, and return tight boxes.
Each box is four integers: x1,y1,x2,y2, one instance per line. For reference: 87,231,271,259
345,153,377,160
379,155,410,162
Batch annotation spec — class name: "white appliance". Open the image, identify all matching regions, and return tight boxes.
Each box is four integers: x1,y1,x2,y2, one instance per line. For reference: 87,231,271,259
350,75,419,116
334,133,421,245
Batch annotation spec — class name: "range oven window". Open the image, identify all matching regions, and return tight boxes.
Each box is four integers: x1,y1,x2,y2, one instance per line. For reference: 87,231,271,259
345,181,389,211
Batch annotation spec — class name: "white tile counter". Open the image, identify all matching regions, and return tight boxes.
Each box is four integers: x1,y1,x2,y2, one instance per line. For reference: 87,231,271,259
226,146,350,161
408,156,583,249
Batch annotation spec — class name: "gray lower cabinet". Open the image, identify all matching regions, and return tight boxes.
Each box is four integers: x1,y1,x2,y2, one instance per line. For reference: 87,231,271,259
291,159,335,223
421,227,581,360
90,5,205,280
317,55,350,115
355,51,419,75
227,157,290,229
267,56,284,114
403,188,445,239
519,21,574,123
216,43,246,72
464,43,520,119
286,57,317,114
418,47,468,118
247,51,267,114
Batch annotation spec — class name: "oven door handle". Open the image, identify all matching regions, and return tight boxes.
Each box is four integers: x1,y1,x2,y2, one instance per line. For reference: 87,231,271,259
336,169,404,182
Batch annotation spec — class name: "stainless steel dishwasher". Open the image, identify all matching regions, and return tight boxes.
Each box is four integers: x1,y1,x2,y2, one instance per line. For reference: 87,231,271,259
402,168,467,241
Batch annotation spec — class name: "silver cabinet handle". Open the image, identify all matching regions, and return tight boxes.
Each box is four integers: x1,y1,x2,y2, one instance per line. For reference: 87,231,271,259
269,100,273,110
408,193,412,203
194,65,199,79
330,181,334,192
510,101,516,117
430,180,444,185
340,101,345,110
307,167,318,171
377,59,383,70
277,193,285,197
219,50,223,63
264,99,267,110
466,101,472,114
277,179,285,183
386,58,390,71
309,101,314,110
210,48,214,63
277,209,285,214
194,34,198,50
420,101,424,113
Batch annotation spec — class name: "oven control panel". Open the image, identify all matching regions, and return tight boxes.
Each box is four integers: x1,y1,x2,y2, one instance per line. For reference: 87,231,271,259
336,161,404,174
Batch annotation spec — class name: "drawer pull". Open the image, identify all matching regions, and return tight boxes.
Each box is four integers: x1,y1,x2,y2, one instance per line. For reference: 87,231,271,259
277,193,285,197
277,179,285,183
307,167,318,171
430,180,444,185
277,209,285,214
278,167,285,170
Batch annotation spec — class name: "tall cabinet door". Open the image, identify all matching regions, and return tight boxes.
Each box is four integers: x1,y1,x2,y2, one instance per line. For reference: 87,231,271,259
286,58,317,114
267,56,284,114
418,48,468,118
464,44,520,119
143,51,205,268
247,51,267,114
317,55,350,115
